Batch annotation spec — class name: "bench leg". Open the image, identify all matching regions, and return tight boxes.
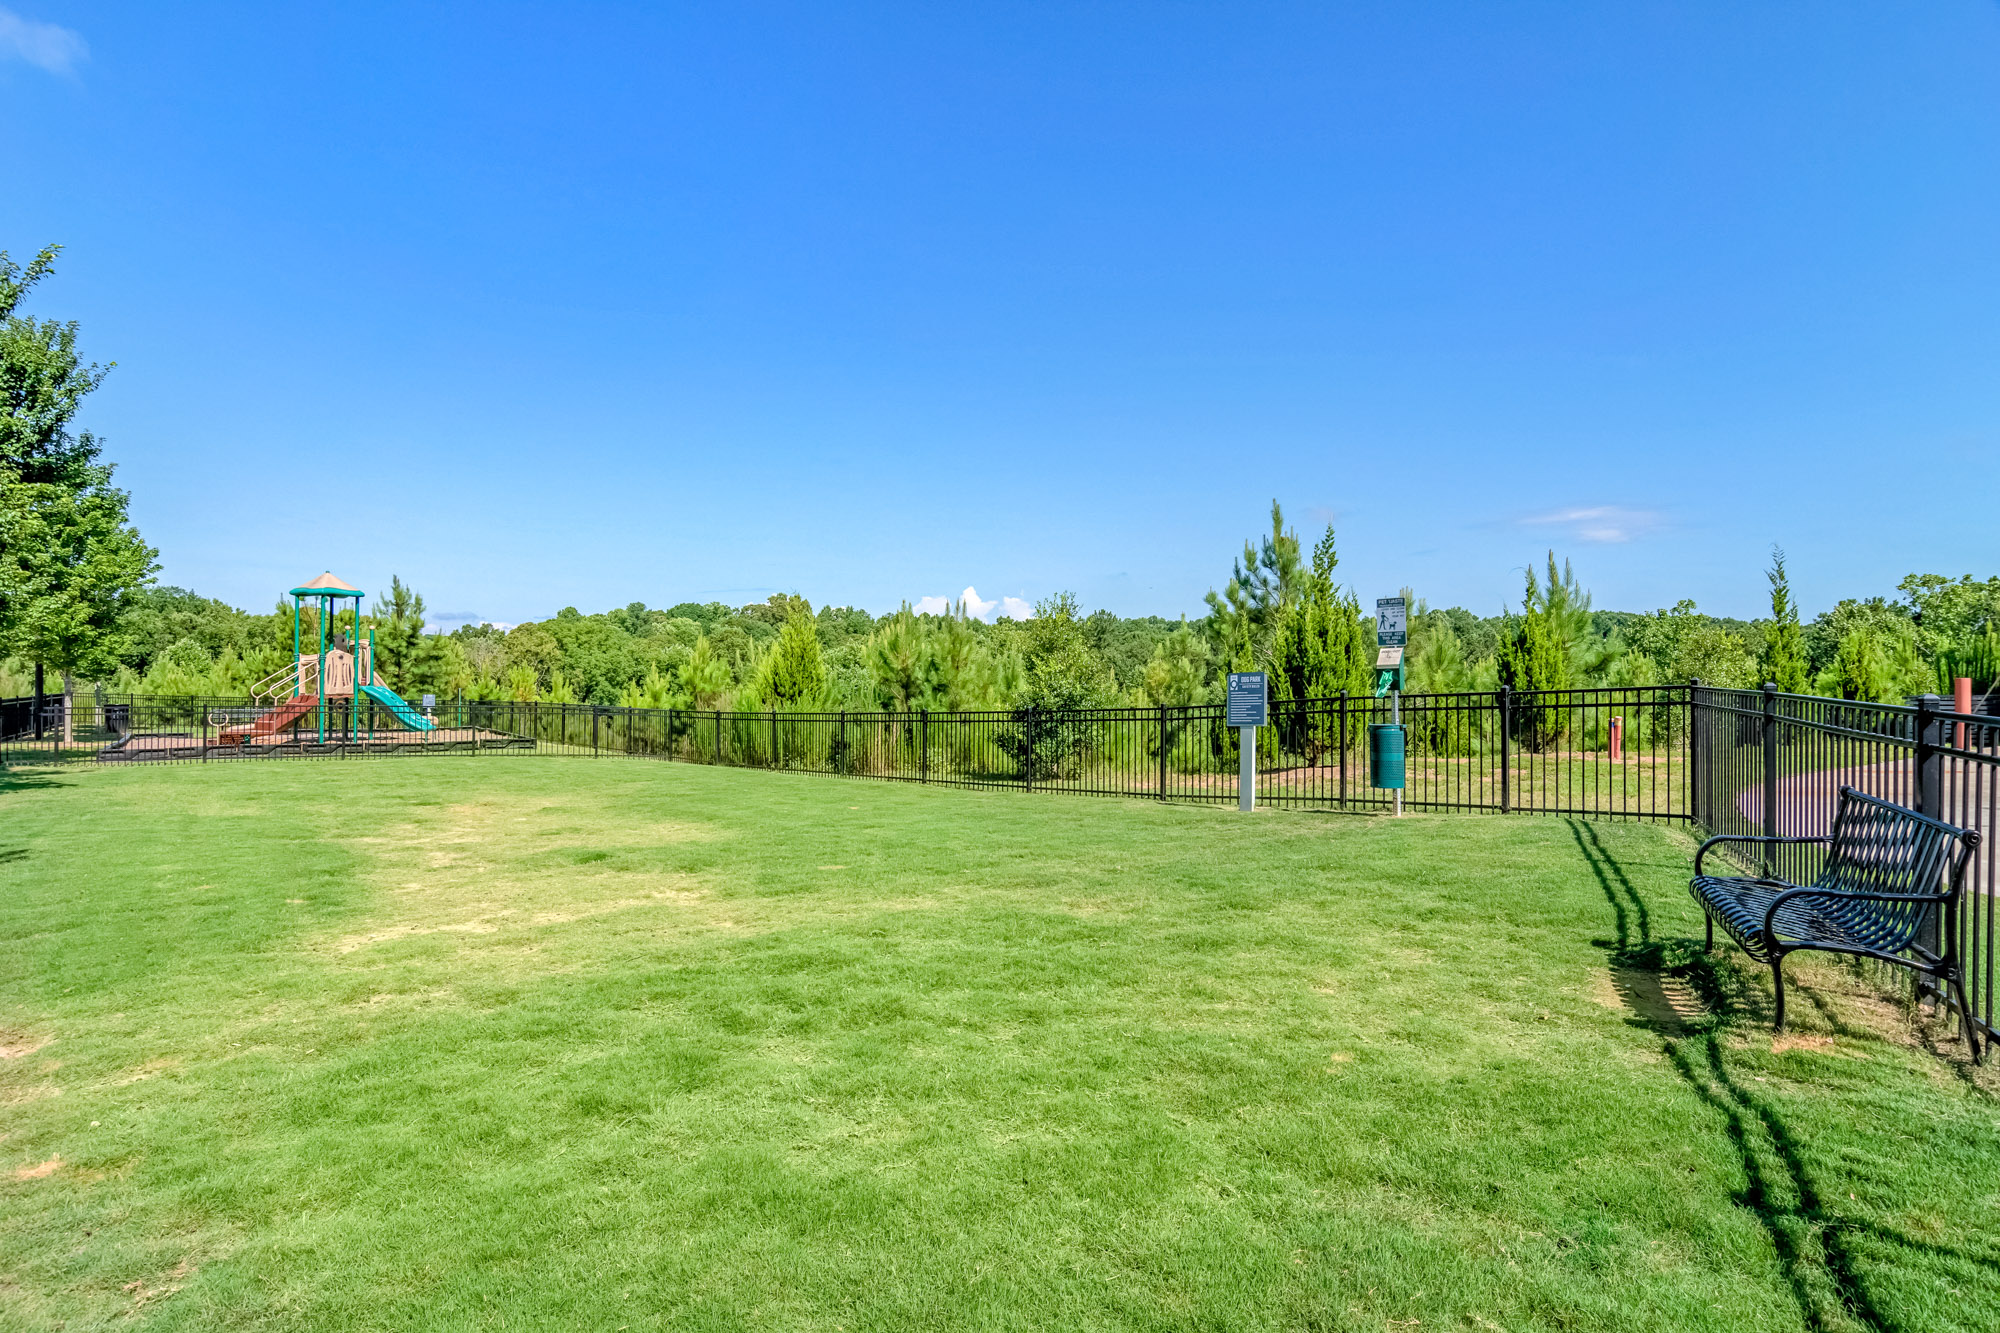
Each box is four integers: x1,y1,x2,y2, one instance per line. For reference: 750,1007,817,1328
1704,914,1713,953
1771,957,1787,1034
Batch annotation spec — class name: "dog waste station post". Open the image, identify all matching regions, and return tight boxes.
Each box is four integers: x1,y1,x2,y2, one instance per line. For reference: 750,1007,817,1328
1227,671,1267,812
1372,596,1407,817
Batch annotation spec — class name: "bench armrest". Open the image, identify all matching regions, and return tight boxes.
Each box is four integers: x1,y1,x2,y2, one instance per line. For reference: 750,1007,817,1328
1760,885,1950,945
1695,834,1827,877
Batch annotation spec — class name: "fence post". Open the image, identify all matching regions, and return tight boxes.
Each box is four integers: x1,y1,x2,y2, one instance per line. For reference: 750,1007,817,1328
1338,691,1349,810
920,709,929,783
1686,679,1702,828
770,708,778,769
1158,705,1168,801
1914,693,1946,984
1761,683,1779,875
592,707,600,756
1497,687,1511,814
838,710,847,774
1915,694,1943,823
1024,707,1036,793
715,710,722,764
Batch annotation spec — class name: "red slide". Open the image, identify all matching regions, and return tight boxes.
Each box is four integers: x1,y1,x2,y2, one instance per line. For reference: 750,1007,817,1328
219,695,320,744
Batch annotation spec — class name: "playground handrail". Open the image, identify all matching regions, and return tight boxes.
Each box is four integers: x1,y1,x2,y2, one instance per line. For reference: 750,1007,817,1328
251,658,318,704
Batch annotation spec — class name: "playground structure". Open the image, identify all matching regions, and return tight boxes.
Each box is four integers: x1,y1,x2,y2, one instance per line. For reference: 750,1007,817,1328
217,573,437,747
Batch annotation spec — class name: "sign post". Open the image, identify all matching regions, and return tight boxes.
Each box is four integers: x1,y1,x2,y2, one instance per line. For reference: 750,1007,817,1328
1226,671,1267,812
1374,598,1408,817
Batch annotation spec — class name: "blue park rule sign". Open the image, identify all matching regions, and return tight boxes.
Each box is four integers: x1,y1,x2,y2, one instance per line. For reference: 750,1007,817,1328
1226,672,1267,727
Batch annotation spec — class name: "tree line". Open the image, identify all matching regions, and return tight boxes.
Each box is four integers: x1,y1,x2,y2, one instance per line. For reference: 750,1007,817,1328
4,243,1997,725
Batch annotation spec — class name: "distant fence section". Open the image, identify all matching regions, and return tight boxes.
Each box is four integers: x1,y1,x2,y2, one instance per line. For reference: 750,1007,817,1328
1,685,1693,821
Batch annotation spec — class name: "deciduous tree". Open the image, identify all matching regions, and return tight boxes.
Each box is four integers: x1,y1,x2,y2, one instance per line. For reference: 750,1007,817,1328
0,476,156,739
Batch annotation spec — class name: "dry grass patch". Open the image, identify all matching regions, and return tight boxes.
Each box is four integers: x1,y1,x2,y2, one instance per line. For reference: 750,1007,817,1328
11,1156,60,1181
0,1031,50,1060
322,793,737,961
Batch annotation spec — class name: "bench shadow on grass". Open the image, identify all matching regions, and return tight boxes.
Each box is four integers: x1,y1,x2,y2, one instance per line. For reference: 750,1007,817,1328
1566,819,1917,1333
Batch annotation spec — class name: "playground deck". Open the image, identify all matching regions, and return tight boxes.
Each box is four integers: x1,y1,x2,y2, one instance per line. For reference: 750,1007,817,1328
98,727,537,762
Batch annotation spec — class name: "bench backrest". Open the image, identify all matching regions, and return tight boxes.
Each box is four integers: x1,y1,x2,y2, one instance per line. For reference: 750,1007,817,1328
1815,787,1971,914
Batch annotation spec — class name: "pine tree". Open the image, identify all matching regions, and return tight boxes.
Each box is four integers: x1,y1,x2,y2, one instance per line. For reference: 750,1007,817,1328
924,600,997,710
1204,500,1305,667
679,634,732,708
638,662,677,710
1268,525,1373,757
1761,545,1808,693
766,605,827,704
1496,552,1595,748
504,664,539,702
866,605,928,712
1497,552,1593,693
367,575,444,697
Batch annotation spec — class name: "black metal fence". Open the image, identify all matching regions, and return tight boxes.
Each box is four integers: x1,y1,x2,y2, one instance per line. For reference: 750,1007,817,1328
2,685,1694,820
1690,685,1999,1050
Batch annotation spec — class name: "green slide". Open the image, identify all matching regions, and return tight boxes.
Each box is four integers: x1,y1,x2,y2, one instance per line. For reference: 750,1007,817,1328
358,682,437,731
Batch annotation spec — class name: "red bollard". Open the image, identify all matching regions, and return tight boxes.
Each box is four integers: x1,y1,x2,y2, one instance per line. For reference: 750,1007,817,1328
1956,677,1973,749
1609,715,1623,763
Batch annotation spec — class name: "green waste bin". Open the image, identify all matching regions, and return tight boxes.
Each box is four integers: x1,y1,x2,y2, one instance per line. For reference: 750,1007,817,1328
1369,723,1405,790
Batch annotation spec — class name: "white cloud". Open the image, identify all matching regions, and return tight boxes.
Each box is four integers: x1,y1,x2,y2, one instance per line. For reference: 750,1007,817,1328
1521,506,1661,544
909,586,1035,621
0,8,86,73
959,586,997,619
424,613,513,634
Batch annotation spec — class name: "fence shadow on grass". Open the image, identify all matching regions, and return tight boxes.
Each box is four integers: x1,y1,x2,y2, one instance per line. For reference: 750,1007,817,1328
0,769,71,795
1566,819,1896,1333
1665,1032,1890,1333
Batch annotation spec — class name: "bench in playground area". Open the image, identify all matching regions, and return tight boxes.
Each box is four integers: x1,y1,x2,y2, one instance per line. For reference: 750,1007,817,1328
1690,785,1983,1062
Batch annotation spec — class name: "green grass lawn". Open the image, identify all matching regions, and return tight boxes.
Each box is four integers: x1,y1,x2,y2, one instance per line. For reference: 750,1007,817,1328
2,759,1995,1332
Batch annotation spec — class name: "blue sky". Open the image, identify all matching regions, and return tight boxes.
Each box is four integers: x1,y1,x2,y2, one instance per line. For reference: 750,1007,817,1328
3,2,1996,628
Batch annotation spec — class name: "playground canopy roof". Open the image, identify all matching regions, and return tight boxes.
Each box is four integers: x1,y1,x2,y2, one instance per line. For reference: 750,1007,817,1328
290,572,364,598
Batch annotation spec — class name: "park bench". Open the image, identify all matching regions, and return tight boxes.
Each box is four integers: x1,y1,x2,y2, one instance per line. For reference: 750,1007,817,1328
1690,785,1982,1061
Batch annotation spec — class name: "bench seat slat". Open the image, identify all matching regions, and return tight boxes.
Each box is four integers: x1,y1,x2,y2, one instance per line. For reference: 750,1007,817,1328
1691,876,1909,961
